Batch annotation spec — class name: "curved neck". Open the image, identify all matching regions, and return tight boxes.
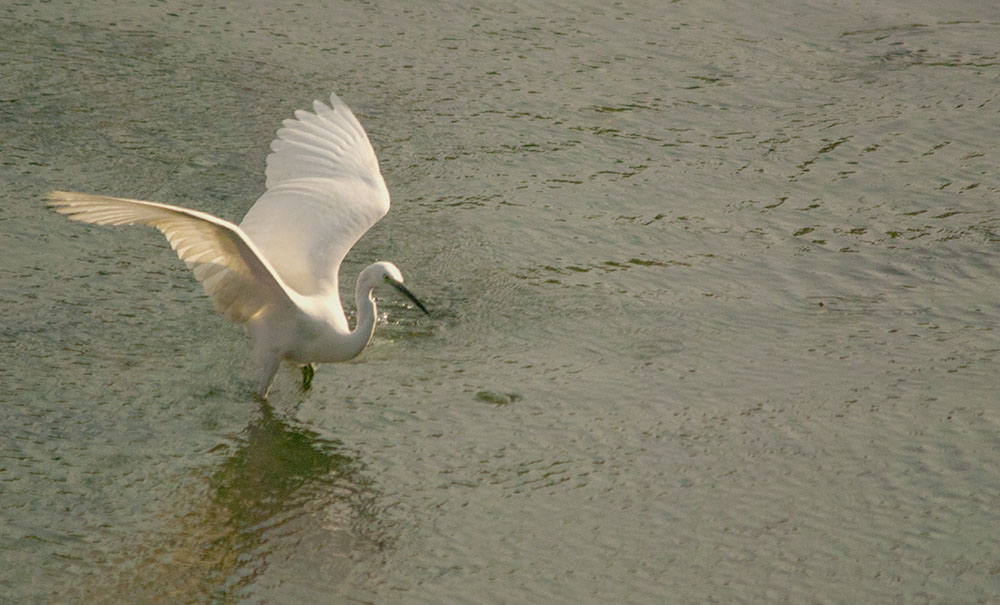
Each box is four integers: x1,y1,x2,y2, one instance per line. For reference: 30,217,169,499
347,283,378,358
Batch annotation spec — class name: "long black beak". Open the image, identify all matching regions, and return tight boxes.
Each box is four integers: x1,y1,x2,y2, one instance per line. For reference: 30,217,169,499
391,281,430,315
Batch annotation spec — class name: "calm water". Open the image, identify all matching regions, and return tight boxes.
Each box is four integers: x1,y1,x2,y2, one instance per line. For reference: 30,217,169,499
3,0,999,602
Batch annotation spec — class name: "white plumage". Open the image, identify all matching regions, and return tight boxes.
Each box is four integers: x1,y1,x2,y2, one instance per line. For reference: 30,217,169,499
49,92,428,398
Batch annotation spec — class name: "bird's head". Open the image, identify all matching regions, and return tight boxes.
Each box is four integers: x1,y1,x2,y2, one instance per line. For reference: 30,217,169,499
365,261,430,315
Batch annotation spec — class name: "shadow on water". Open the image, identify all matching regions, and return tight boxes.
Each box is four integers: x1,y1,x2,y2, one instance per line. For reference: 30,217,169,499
71,400,391,602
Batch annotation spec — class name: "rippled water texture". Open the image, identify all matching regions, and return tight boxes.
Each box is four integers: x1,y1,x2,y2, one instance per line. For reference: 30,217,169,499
2,1,999,602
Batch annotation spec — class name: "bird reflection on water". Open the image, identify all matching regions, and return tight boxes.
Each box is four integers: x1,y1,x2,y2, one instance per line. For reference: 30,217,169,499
71,401,391,601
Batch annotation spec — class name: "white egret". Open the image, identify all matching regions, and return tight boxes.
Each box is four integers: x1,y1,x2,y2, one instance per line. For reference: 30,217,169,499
49,92,429,398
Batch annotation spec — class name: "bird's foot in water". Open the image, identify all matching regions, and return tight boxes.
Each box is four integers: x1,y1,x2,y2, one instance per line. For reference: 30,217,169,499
300,363,316,391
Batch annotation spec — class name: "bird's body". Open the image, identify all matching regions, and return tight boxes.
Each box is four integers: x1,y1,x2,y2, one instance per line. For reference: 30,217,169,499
49,92,428,398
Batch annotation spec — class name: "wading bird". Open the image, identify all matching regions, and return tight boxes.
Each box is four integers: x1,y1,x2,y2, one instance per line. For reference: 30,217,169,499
49,92,429,398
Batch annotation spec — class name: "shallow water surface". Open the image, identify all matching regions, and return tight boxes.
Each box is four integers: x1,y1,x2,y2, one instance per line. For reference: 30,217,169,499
2,0,999,602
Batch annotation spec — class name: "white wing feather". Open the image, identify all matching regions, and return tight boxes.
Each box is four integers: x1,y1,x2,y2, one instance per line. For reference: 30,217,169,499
48,191,296,324
239,92,390,296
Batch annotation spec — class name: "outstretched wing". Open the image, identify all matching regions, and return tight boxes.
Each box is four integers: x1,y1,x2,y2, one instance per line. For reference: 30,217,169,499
48,190,297,323
238,92,391,296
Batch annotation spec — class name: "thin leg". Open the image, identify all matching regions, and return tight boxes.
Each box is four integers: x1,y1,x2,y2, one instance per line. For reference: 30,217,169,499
300,363,316,391
255,354,281,400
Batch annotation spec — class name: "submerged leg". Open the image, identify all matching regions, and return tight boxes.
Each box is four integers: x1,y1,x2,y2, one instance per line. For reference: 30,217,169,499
300,363,316,391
